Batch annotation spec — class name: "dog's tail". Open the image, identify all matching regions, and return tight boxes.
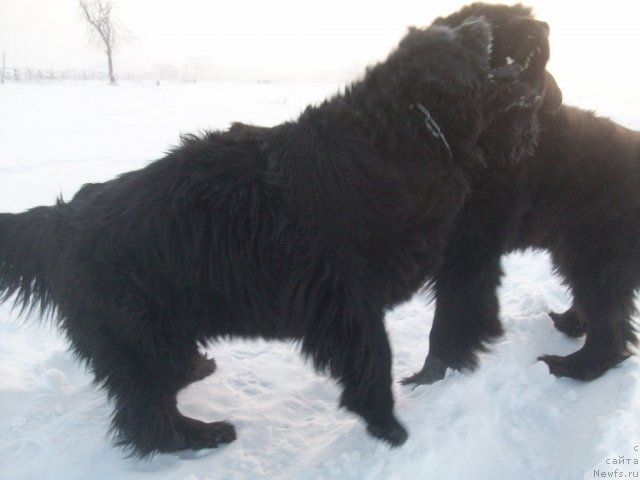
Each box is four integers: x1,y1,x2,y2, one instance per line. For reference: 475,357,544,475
0,204,65,316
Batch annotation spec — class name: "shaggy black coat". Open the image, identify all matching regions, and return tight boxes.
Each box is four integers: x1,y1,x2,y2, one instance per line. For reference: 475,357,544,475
405,3,639,386
0,18,548,456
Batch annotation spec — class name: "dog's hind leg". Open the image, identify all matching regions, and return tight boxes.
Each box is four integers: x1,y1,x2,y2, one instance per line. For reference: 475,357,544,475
540,278,636,381
74,312,235,457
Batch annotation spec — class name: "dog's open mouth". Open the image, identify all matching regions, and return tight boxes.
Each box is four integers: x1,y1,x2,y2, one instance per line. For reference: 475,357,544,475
506,34,542,73
487,17,549,84
497,17,550,79
483,16,553,113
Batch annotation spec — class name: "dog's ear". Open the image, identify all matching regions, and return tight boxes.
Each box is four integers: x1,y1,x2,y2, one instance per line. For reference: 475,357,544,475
542,71,563,113
454,16,493,60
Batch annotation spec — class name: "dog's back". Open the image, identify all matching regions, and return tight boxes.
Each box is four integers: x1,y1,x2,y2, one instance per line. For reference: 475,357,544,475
518,105,640,250
0,129,276,321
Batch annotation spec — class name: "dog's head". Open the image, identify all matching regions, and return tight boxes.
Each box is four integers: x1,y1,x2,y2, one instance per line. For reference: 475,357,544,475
366,17,495,133
434,3,562,114
367,15,552,150
392,17,495,82
357,13,555,160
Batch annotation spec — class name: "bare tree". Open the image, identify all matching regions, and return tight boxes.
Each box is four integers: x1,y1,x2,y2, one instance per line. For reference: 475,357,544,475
78,0,126,84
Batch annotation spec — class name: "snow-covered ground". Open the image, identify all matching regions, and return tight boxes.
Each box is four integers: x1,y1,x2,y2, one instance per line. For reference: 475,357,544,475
1,80,640,480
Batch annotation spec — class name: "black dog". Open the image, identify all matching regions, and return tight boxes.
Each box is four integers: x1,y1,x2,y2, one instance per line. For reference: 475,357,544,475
0,17,549,456
405,3,638,386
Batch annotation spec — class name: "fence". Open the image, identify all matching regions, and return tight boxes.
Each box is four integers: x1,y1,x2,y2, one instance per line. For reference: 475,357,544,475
1,66,111,83
0,66,175,83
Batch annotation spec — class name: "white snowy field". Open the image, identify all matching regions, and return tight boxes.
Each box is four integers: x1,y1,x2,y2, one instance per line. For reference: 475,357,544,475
1,80,640,480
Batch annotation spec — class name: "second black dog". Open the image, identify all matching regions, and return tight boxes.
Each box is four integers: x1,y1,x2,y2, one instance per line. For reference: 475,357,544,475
405,3,638,386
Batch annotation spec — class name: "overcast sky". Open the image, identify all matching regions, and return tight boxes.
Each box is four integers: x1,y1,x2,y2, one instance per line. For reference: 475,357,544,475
1,1,639,111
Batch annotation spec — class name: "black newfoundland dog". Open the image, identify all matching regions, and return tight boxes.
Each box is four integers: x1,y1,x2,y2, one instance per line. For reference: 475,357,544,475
0,17,551,456
405,3,639,386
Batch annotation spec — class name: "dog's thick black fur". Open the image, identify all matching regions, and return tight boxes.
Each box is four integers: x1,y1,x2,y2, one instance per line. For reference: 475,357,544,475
404,3,639,386
0,18,549,457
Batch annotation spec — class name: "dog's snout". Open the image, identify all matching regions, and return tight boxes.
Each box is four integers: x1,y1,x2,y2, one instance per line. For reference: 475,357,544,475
536,20,550,35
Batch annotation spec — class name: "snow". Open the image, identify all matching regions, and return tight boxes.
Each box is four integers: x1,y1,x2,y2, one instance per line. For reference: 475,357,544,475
2,80,640,480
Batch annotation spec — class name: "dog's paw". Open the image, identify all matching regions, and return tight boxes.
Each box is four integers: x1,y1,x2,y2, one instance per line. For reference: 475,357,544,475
401,355,448,386
539,351,629,381
366,417,408,447
178,417,237,450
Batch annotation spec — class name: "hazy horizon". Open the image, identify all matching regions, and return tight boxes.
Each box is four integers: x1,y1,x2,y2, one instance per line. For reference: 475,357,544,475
1,1,639,114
